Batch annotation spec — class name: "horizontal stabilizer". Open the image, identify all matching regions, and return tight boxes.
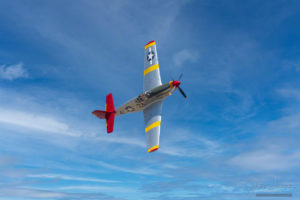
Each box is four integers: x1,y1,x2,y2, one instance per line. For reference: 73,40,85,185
92,110,106,119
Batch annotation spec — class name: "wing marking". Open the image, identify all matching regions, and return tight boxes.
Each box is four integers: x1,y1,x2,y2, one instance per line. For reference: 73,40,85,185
144,64,159,76
145,120,161,132
148,145,159,153
144,40,156,50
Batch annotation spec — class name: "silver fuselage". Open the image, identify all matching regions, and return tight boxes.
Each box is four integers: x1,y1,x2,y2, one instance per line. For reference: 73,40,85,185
115,82,174,116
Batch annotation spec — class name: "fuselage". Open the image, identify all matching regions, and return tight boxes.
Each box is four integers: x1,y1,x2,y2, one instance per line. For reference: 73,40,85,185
115,81,178,116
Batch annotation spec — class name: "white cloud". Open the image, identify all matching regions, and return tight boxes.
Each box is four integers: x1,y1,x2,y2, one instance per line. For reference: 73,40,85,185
0,187,110,199
229,149,300,171
266,113,300,135
159,128,222,158
277,88,300,100
58,185,136,193
92,134,145,148
0,188,66,198
173,49,199,67
0,107,78,137
96,160,157,175
28,174,119,183
0,155,18,166
0,62,28,80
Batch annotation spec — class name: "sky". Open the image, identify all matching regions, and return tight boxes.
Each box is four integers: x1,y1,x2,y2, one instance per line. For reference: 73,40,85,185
0,0,300,199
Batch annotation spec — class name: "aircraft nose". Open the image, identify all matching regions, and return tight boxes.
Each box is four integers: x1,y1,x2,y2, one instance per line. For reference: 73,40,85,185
172,80,181,87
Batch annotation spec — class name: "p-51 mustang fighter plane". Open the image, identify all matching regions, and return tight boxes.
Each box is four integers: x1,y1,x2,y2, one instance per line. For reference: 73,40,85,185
92,41,187,153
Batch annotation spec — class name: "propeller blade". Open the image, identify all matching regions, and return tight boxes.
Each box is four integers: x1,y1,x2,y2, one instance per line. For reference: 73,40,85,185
178,86,187,99
178,73,183,81
170,75,175,81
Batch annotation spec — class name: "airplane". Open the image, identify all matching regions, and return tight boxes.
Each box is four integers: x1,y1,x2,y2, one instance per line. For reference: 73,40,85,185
92,40,187,153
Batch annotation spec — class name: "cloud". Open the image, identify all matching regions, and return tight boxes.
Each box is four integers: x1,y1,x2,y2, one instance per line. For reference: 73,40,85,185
0,188,66,198
159,128,222,158
28,174,119,183
0,155,18,167
266,113,300,134
229,148,300,171
92,134,145,148
0,187,115,200
277,88,300,101
0,107,78,137
0,62,28,80
58,185,135,193
96,160,157,175
228,112,300,172
173,49,199,67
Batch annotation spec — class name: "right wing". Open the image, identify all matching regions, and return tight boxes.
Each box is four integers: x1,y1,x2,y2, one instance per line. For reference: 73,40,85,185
143,41,162,92
143,101,163,153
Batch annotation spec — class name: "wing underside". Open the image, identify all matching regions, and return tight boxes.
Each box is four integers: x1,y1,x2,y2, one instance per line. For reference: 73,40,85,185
143,101,163,153
144,41,162,92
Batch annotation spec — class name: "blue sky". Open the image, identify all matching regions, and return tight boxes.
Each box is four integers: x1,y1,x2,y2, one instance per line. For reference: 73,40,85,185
0,0,300,199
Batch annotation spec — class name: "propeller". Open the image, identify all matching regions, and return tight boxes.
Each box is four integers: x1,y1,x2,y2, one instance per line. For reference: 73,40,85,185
178,73,183,81
178,86,187,98
172,73,187,99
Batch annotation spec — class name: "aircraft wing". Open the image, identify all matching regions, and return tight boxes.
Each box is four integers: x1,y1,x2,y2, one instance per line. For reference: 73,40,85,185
143,101,163,153
144,41,162,92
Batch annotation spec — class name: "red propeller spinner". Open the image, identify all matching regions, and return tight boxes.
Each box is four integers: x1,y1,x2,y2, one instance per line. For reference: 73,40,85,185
172,80,181,87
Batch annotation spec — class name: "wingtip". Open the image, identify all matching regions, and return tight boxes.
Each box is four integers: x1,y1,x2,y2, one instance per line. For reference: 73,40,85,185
148,145,159,153
144,40,156,49
145,40,155,46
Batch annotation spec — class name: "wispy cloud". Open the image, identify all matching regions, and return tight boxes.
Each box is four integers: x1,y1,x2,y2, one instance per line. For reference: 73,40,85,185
229,149,300,171
92,134,145,148
0,62,28,80
0,107,78,137
266,113,300,134
277,87,300,101
58,185,136,193
159,128,222,158
28,174,119,183
96,160,157,175
0,188,66,198
173,49,199,68
0,187,112,199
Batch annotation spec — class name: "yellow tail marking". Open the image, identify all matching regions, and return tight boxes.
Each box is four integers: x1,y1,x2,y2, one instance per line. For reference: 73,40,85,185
148,145,159,153
145,121,161,133
144,64,159,76
144,41,156,50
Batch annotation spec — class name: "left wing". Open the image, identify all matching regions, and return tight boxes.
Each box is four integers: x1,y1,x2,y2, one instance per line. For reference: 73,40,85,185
143,101,163,153
143,41,162,92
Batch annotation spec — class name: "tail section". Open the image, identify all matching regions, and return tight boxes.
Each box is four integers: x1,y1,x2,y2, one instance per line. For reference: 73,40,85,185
92,93,116,133
106,111,115,133
105,93,115,133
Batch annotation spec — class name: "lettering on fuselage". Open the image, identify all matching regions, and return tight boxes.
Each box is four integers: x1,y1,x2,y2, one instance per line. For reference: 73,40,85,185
125,106,135,112
115,83,172,116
